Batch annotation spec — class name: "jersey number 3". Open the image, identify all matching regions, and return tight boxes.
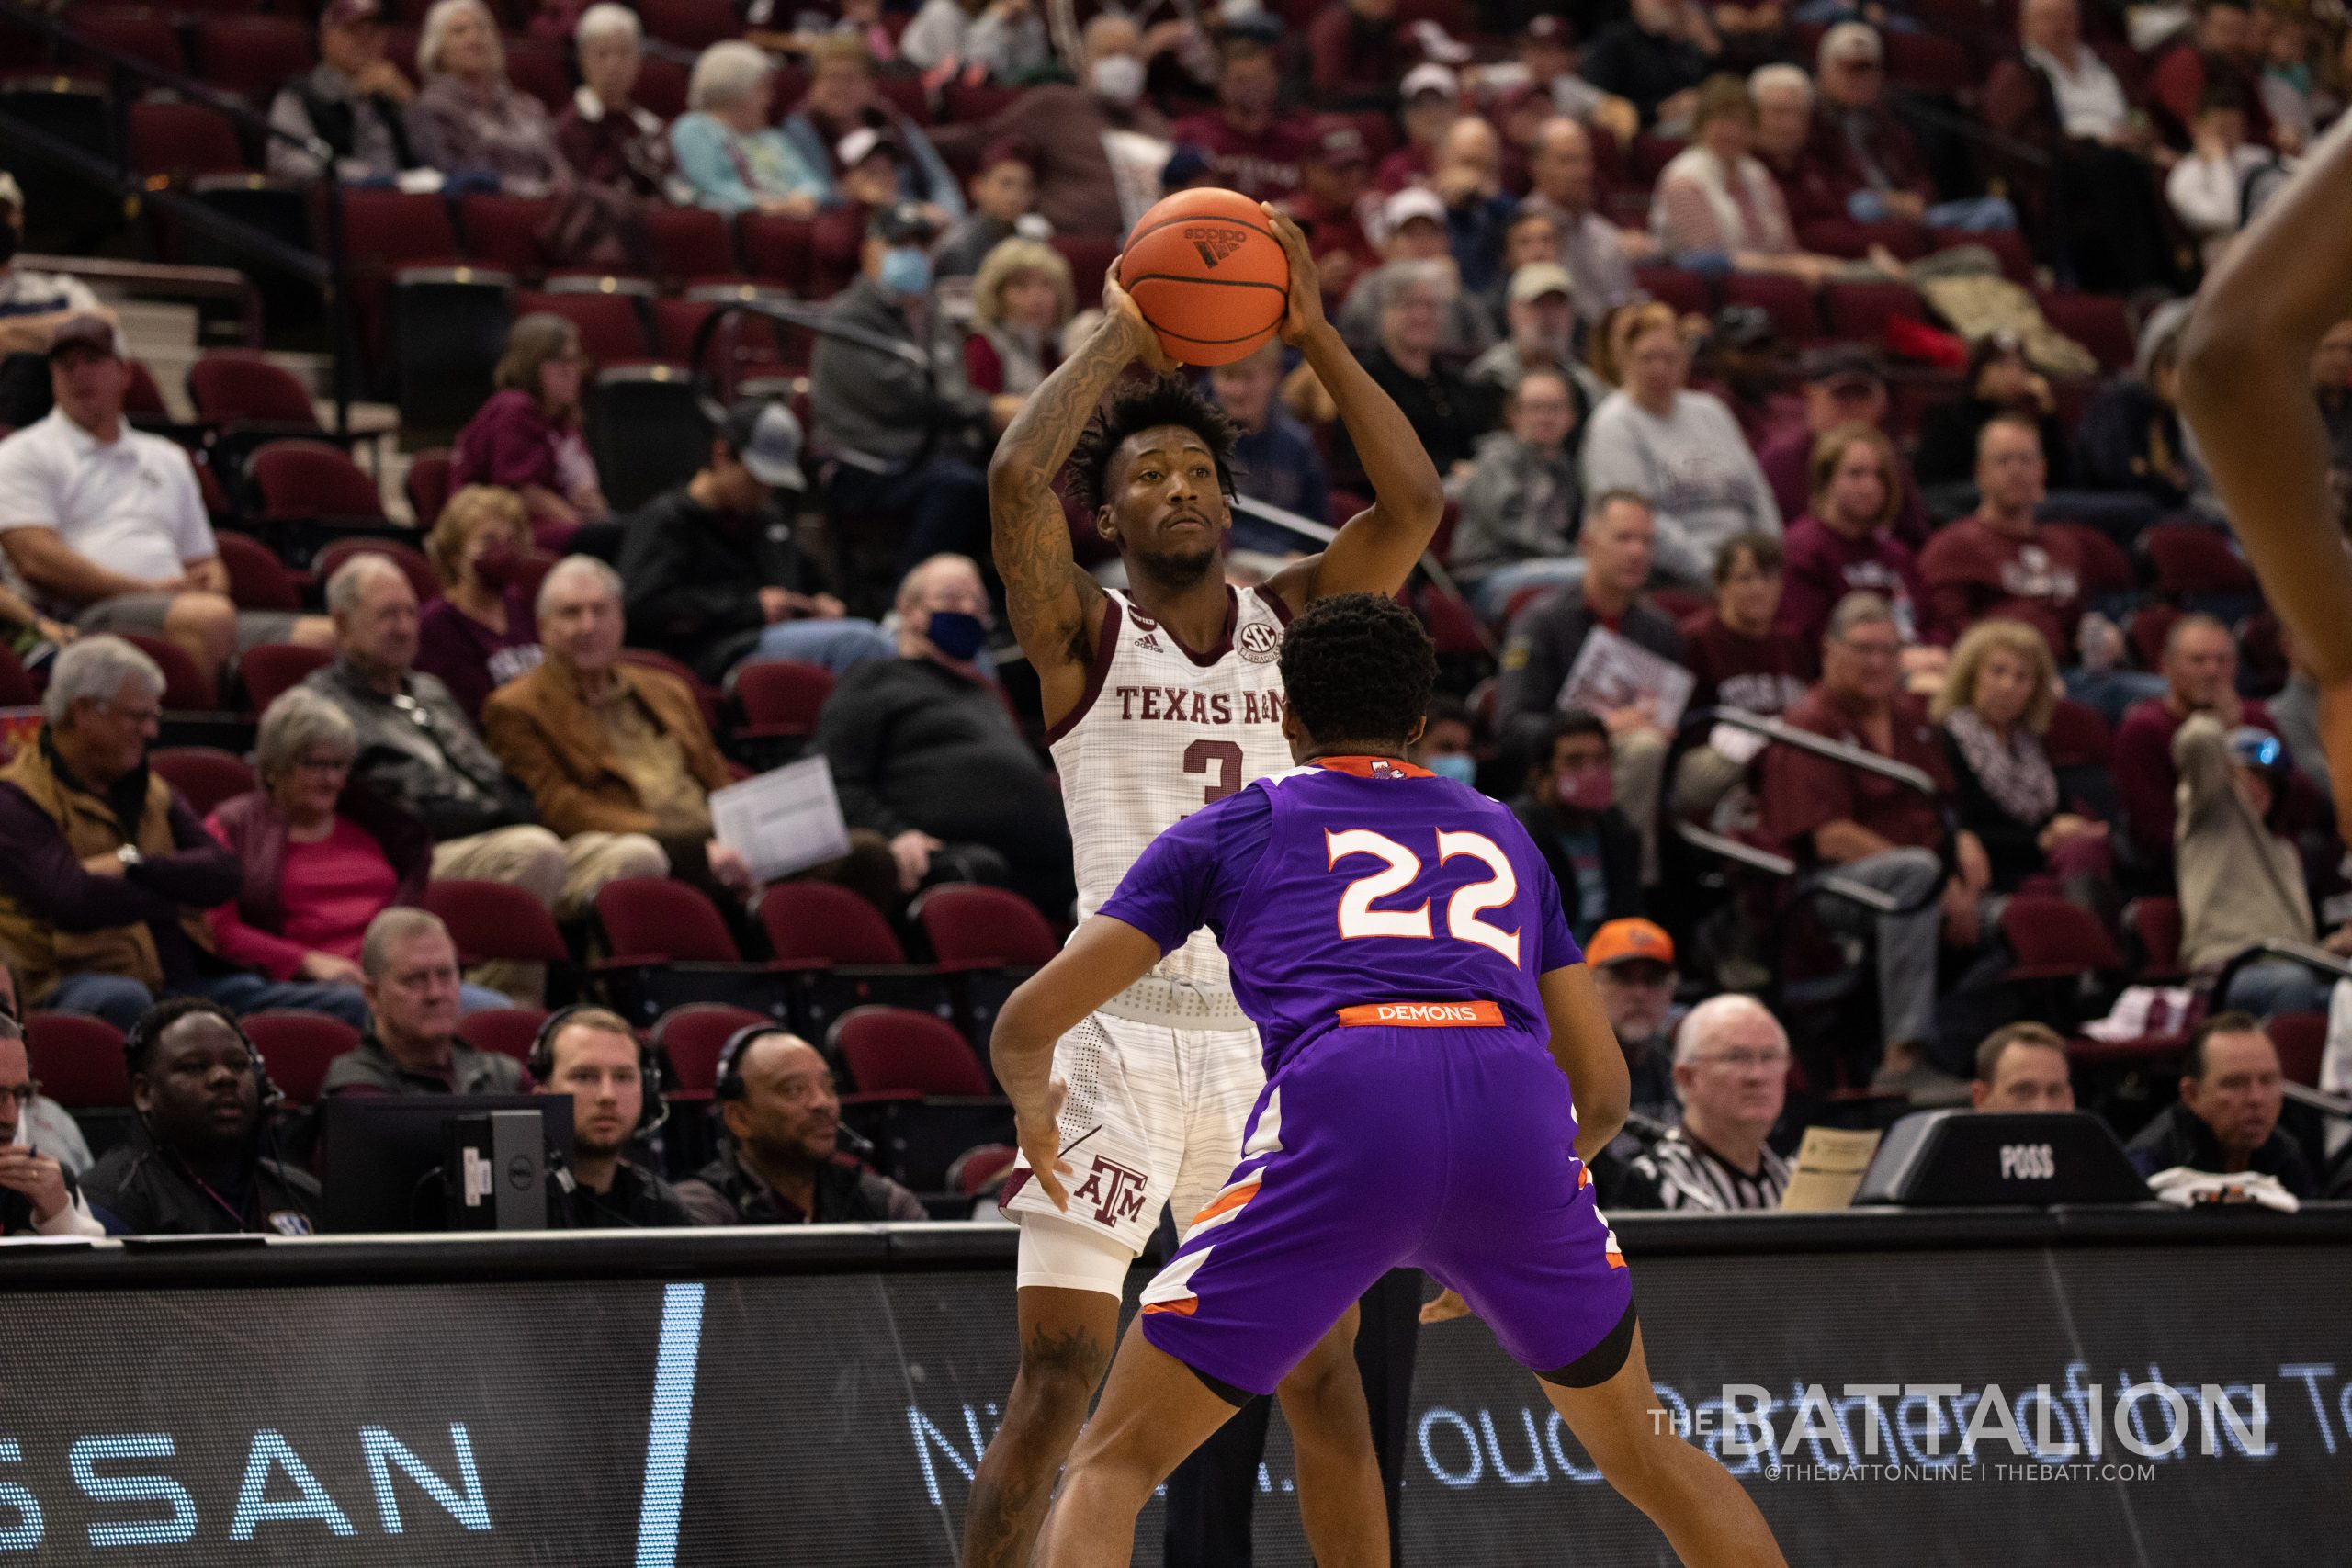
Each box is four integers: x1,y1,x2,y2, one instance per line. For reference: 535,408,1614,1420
1326,829,1522,967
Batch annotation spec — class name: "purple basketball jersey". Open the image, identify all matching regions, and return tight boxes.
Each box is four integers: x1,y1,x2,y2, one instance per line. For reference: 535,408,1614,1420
1098,756,1585,1072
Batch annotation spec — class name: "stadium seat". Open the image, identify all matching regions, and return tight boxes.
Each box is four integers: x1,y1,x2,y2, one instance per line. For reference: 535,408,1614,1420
406,447,454,529
0,646,35,708
149,746,255,814
948,1143,1017,1197
1999,895,2123,980
1820,279,1927,344
739,213,819,297
212,529,303,612
591,876,793,1026
249,440,385,524
515,287,652,365
25,1012,130,1109
122,360,171,423
1631,264,1711,319
126,98,248,183
394,264,514,425
636,53,688,120
336,188,469,387
874,73,931,125
2041,698,2111,770
733,660,833,740
588,366,713,511
831,1005,991,1097
638,0,742,50
2267,1010,2325,1088
188,352,319,432
2036,291,2136,374
1050,234,1120,310
238,642,332,713
1884,28,1973,93
646,203,739,287
649,1001,774,1096
762,881,908,966
503,36,570,113
119,631,219,712
243,1010,362,1105
458,193,559,279
2126,896,2185,981
72,8,188,78
314,537,435,604
424,879,571,968
457,1007,548,1066
1720,272,1824,345
192,16,314,102
2141,522,2256,597
912,885,1059,967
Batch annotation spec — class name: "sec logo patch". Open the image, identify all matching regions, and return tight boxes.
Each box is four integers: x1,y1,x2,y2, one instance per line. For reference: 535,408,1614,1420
1238,622,1282,663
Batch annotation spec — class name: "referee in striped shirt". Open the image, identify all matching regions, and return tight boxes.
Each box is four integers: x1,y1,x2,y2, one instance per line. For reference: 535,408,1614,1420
1613,995,1793,1212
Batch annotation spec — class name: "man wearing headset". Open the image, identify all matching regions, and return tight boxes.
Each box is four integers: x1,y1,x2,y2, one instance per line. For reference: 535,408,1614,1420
81,997,319,1235
675,1026,925,1225
531,1006,693,1228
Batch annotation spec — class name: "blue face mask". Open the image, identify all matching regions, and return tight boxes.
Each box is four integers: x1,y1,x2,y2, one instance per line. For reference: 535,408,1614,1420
878,245,932,298
1426,752,1477,785
926,610,988,661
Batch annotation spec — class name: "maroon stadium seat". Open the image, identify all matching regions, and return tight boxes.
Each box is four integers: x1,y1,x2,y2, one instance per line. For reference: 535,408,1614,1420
315,537,436,605
212,530,303,612
616,649,722,733
637,54,689,120
127,99,248,182
2041,698,2112,770
459,193,560,279
503,36,571,113
243,1010,362,1105
760,881,908,965
193,15,315,101
912,884,1060,967
595,877,745,964
739,213,819,297
119,632,220,712
2127,895,2185,981
73,8,188,78
1820,278,1927,344
2267,1011,2325,1088
406,447,454,529
1999,896,2123,980
25,1012,130,1109
514,287,651,365
239,642,333,713
150,747,256,814
424,879,571,967
188,353,320,429
649,1002,774,1095
2142,522,2256,595
250,440,385,523
1720,272,1824,345
0,646,35,708
457,1007,548,1065
830,1005,991,1097
1051,233,1120,310
1631,264,1711,319
2037,290,2136,374
733,660,833,739
638,0,743,49
646,203,739,286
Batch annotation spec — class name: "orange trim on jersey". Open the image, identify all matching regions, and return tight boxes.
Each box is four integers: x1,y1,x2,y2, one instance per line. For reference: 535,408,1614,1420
1189,1179,1261,1227
1336,1000,1506,1028
1142,1298,1200,1316
1311,755,1434,779
1607,1251,1626,1269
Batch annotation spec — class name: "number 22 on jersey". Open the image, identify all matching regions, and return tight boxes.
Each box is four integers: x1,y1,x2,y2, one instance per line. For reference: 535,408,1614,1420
1327,829,1521,966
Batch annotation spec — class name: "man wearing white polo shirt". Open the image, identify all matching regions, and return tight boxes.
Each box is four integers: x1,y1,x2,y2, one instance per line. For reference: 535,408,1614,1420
0,316,332,682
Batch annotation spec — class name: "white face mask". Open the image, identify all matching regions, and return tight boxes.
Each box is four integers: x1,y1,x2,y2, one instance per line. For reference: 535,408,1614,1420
1089,52,1147,106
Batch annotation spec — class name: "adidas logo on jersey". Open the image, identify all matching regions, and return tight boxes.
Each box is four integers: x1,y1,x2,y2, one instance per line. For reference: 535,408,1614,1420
1186,226,1247,268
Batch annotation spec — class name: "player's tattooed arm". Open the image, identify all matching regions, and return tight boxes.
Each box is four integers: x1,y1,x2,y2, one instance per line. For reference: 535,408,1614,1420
988,267,1170,712
1257,203,1444,609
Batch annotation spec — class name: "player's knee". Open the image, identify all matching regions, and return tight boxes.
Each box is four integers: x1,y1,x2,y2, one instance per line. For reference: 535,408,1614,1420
1006,1346,1109,1432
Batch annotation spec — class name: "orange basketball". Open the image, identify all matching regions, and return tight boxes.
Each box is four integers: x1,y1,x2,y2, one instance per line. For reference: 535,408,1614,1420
1117,187,1291,367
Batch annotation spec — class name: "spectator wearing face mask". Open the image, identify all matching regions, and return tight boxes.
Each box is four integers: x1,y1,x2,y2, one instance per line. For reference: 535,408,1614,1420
1408,694,1477,786
1510,708,1643,946
415,485,544,723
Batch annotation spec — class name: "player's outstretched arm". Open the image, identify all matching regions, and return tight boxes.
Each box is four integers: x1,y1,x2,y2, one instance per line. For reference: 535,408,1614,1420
991,914,1166,1209
987,272,1172,719
1258,204,1445,605
2177,114,2352,692
1538,964,1631,1164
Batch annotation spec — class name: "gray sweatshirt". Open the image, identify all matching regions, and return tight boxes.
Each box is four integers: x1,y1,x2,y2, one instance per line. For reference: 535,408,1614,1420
2175,712,2312,974
1577,388,1780,585
1452,431,1580,576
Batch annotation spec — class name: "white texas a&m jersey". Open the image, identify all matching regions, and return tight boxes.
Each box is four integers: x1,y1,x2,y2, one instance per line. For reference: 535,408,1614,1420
1048,584,1295,1005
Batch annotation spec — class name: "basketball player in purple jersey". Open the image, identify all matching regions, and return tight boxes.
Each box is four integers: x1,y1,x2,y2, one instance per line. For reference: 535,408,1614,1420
998,595,1790,1568
967,207,1442,1567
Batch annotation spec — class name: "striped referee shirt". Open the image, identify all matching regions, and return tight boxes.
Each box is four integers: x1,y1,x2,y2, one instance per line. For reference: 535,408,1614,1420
1615,1125,1791,1213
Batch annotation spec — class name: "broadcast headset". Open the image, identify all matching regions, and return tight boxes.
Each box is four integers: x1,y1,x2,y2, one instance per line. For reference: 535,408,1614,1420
121,998,285,1114
712,1022,875,1156
527,1004,670,1136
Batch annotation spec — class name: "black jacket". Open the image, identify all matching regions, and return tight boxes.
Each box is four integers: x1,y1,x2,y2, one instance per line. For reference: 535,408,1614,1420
83,1126,321,1235
320,1034,526,1097
618,487,835,684
1495,592,1688,725
1510,792,1643,945
303,658,537,841
2125,1101,2318,1199
550,1159,695,1228
675,1144,925,1225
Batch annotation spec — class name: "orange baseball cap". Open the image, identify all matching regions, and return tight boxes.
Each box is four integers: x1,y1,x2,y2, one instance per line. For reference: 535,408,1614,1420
1586,919,1675,969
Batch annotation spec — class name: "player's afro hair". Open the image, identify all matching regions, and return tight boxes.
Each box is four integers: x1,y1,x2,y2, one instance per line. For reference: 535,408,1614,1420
1280,592,1437,749
1065,375,1238,514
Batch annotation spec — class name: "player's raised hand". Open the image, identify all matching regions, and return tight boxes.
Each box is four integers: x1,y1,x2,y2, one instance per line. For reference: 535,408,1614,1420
1100,259,1181,375
1258,203,1329,346
1015,1077,1074,1212
1419,1287,1473,1325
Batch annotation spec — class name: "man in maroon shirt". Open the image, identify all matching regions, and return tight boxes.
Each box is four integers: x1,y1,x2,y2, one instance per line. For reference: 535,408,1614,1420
1376,62,1460,192
2111,614,2273,866
1763,592,1987,1093
1171,35,1309,203
1778,421,1928,661
1755,347,1928,545
1283,120,1382,304
1307,0,1416,109
1683,533,1809,717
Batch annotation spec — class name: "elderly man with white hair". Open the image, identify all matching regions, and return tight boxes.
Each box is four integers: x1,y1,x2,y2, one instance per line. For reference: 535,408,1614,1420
305,555,662,992
670,39,825,216
482,556,752,898
555,4,689,207
1611,993,1792,1210
0,637,368,1029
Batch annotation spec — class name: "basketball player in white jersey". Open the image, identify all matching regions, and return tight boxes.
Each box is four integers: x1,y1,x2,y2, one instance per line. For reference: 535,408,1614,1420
961,208,1442,1568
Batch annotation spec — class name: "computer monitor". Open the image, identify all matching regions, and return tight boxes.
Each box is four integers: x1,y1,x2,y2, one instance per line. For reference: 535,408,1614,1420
319,1095,574,1235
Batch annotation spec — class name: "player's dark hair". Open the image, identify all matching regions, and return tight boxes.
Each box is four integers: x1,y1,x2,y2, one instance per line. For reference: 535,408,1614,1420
125,996,244,1077
1280,592,1436,750
1066,375,1238,513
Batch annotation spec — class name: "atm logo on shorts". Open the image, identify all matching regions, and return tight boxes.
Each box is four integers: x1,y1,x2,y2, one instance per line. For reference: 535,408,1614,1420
1073,1155,1150,1226
1187,227,1246,268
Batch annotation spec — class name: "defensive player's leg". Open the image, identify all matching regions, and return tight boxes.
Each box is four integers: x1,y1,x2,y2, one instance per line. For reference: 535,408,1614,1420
1035,1319,1250,1568
960,1223,1125,1568
1540,1317,1788,1568
1272,1303,1387,1568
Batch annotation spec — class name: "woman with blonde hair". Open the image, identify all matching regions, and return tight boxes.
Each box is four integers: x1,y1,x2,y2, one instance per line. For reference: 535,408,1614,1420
1580,299,1779,585
449,314,613,554
964,238,1073,401
1933,618,2111,893
415,485,547,721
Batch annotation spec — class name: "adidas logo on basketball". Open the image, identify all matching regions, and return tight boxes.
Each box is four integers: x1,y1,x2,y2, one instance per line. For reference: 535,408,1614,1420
1185,226,1247,268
